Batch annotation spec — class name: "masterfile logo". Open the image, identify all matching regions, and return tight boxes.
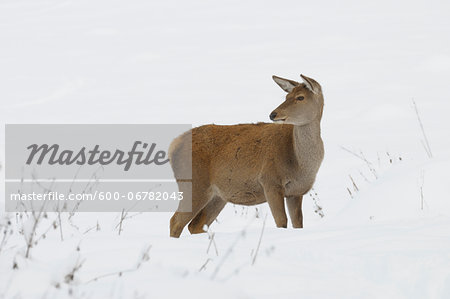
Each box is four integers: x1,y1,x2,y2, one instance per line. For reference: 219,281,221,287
5,124,192,212
26,141,169,171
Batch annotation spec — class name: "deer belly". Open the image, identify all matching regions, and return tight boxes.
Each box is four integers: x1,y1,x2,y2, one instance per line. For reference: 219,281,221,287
213,180,266,206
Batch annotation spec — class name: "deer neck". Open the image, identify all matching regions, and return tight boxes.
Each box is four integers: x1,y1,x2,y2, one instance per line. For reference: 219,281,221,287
292,119,322,164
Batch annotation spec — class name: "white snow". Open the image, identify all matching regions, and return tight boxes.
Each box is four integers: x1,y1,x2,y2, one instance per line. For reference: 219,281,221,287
1,0,450,298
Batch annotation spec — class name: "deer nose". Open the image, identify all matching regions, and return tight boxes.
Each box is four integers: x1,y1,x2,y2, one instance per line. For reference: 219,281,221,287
269,111,277,121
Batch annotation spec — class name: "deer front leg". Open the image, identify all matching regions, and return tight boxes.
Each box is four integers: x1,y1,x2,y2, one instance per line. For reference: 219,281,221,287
262,184,287,228
286,195,303,228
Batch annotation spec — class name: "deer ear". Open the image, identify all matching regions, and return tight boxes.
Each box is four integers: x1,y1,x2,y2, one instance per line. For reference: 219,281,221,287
272,75,299,93
300,74,321,94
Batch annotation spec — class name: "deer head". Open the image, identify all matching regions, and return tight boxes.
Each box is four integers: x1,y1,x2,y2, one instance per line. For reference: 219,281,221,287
270,74,324,126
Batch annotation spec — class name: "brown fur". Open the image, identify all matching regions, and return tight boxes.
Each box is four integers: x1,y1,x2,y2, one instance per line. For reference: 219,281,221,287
169,74,325,237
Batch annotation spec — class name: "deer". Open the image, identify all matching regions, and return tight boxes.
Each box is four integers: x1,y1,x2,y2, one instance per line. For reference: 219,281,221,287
168,74,324,238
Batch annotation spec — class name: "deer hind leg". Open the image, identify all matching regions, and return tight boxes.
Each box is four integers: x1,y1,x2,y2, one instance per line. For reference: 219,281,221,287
188,196,227,234
170,212,193,238
170,184,211,238
262,184,288,228
286,195,303,228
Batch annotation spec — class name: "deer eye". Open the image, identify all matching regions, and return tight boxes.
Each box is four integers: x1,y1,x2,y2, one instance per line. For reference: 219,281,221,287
296,96,304,101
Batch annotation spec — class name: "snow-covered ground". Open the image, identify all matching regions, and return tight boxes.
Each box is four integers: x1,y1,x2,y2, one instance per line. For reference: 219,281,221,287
1,0,450,298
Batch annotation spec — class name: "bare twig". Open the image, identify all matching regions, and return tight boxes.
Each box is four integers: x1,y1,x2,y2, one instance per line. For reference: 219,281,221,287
206,229,219,256
412,99,433,158
24,201,48,258
83,222,100,234
198,258,212,272
252,214,268,265
386,152,393,164
57,212,64,241
85,245,151,284
349,175,359,192
347,187,353,199
309,188,324,217
118,209,126,235
359,151,378,179
0,218,12,254
211,219,254,280
35,219,58,243
419,170,425,210
64,256,85,284
340,146,377,179
115,211,143,233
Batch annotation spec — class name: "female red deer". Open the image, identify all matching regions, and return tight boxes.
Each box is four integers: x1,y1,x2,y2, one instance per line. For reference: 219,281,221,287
169,74,324,238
